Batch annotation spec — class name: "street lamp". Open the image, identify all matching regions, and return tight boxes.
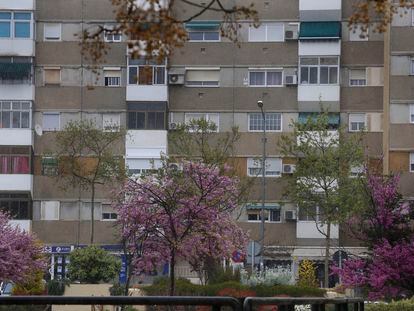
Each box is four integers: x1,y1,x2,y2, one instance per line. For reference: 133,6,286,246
257,100,266,270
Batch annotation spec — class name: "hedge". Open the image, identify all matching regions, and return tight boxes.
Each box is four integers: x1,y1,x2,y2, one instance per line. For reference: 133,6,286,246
366,299,414,311
142,278,325,298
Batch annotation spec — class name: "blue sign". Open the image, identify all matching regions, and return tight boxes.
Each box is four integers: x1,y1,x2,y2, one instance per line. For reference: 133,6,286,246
119,254,127,284
43,246,72,254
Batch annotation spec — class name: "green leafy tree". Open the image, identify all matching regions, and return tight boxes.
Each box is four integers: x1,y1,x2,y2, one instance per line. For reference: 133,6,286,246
279,111,365,287
54,119,126,244
68,246,121,284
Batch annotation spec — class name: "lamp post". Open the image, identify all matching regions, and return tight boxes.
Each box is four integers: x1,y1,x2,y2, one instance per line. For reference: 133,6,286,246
257,100,266,270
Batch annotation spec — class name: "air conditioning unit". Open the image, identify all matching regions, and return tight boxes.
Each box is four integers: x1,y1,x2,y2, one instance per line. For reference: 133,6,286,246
168,73,184,85
285,75,297,86
285,30,298,41
169,122,178,130
283,164,296,174
285,210,297,221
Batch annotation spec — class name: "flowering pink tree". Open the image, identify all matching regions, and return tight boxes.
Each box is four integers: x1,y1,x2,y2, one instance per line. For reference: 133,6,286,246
333,174,414,300
116,161,248,294
0,211,46,283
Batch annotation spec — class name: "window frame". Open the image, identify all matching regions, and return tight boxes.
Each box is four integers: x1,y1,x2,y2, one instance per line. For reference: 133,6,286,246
410,153,414,173
43,23,62,41
299,56,339,85
127,110,165,130
187,30,220,42
349,69,367,87
0,193,31,220
127,65,166,85
42,112,60,131
248,22,285,42
0,146,31,175
43,67,61,85
248,69,284,87
298,205,322,222
184,113,219,132
410,104,414,124
349,113,366,132
102,113,121,132
248,112,282,132
0,101,31,129
41,156,59,176
0,11,32,39
247,157,283,178
185,69,220,87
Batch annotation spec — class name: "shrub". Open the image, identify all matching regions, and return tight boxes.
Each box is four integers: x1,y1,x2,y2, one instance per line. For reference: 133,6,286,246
208,266,241,284
241,267,294,286
298,260,318,288
12,270,45,295
46,279,69,296
366,299,414,311
67,246,121,284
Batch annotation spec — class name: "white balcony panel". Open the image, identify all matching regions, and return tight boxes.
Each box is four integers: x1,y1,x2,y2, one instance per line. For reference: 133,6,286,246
0,0,35,10
296,221,339,239
9,220,32,232
126,85,168,101
298,85,340,102
0,85,34,101
297,131,339,146
126,130,167,158
0,174,33,192
299,41,341,56
299,0,341,11
0,39,35,57
0,129,33,146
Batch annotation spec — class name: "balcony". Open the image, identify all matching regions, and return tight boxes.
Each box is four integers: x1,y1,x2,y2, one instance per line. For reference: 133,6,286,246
299,40,341,56
0,0,35,10
126,130,167,157
126,85,168,101
296,221,339,239
0,84,34,100
0,129,33,145
0,174,33,192
0,39,35,57
298,85,340,102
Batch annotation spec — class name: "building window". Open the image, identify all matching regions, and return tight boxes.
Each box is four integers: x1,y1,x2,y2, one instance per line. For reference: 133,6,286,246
247,158,282,177
349,69,366,86
184,113,219,131
185,69,220,87
300,57,339,85
410,153,414,172
104,30,121,42
41,157,58,176
43,113,60,131
102,204,118,220
128,61,166,85
249,23,284,42
104,68,121,87
0,57,32,83
44,23,61,41
349,113,366,132
126,158,162,176
0,101,31,129
80,202,102,221
269,210,281,222
411,105,414,124
128,111,165,130
41,201,60,220
298,206,323,222
0,146,31,174
248,113,282,132
0,12,32,39
103,113,121,132
249,70,283,87
0,193,31,220
44,67,61,85
188,30,220,41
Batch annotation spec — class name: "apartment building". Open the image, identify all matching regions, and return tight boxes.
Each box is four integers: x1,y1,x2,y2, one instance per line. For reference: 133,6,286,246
0,0,413,284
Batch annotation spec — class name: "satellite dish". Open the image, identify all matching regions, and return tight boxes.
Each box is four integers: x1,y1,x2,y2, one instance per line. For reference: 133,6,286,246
35,124,43,136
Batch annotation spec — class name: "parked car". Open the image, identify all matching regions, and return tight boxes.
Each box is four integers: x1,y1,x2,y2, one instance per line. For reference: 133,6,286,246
0,282,13,296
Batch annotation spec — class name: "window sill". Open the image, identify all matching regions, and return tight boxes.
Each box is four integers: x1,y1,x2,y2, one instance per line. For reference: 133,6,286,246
248,85,284,88
248,130,282,133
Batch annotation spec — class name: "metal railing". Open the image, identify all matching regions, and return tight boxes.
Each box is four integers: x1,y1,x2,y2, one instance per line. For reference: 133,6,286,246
0,296,365,311
244,297,364,311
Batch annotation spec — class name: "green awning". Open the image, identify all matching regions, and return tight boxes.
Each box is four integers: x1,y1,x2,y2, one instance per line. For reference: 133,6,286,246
299,22,341,39
185,21,220,30
246,204,280,210
0,63,31,80
298,113,340,126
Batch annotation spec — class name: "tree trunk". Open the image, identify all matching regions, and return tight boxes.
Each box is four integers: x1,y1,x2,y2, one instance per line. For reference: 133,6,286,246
169,250,175,296
324,222,331,288
90,185,95,244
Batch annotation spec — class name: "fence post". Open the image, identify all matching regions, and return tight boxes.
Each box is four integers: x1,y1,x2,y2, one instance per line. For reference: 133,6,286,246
212,305,221,311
